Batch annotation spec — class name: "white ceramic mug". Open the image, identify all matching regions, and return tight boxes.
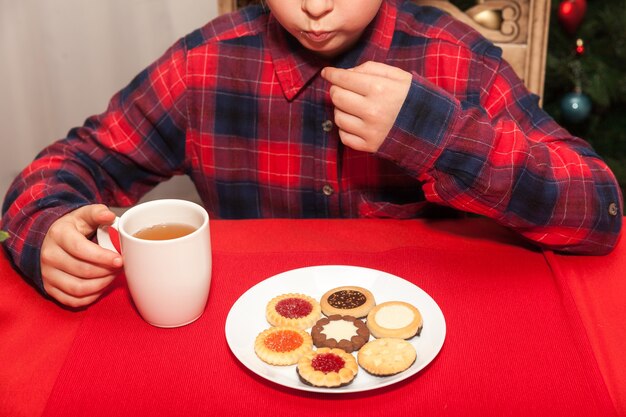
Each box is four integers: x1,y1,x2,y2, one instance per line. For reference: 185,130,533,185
97,199,211,328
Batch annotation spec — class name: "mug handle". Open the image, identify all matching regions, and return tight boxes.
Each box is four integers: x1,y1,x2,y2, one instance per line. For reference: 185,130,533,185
96,217,122,254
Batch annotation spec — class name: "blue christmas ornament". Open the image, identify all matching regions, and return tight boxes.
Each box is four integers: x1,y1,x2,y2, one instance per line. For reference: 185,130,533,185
560,91,591,124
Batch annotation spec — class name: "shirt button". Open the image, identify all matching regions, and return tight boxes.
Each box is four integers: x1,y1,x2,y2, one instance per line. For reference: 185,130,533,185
322,120,333,132
322,184,334,196
608,202,619,216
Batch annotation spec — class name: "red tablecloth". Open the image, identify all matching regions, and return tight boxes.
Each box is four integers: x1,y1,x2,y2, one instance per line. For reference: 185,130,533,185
1,218,624,417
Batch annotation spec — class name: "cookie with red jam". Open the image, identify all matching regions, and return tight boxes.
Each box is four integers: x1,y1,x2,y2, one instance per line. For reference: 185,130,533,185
320,286,375,318
254,327,313,366
311,315,370,353
266,293,321,329
297,347,358,388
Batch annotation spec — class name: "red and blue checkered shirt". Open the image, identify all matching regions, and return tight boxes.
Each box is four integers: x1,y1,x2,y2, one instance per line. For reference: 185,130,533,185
2,0,623,293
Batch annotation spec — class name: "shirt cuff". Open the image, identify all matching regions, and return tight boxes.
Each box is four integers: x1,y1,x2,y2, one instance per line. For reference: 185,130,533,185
14,204,87,296
376,76,459,176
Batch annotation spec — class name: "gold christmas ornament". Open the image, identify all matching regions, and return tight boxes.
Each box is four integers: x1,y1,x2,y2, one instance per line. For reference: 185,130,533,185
472,9,503,30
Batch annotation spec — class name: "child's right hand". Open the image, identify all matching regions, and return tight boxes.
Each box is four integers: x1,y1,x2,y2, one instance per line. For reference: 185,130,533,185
321,61,412,153
40,204,123,308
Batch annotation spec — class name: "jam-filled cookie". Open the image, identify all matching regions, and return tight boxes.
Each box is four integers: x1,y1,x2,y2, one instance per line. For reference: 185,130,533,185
320,286,375,318
297,347,358,388
366,301,423,339
266,293,321,329
254,327,313,366
357,338,417,376
311,315,370,353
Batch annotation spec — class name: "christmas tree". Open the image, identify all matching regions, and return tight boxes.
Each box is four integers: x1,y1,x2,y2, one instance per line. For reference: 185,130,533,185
544,0,626,192
444,0,625,190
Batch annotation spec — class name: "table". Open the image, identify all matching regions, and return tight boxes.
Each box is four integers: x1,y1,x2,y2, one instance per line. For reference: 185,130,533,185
1,218,624,417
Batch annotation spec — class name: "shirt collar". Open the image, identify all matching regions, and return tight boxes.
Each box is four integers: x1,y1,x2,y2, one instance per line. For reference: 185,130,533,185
266,0,398,101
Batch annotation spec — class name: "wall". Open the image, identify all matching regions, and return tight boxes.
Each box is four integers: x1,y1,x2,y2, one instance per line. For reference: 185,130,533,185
0,0,217,206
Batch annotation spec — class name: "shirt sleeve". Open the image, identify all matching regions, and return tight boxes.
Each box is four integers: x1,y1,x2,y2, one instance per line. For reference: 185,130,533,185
0,38,189,293
377,56,623,255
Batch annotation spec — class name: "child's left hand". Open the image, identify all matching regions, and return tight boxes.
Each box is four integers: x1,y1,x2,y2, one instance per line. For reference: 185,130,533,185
321,61,412,153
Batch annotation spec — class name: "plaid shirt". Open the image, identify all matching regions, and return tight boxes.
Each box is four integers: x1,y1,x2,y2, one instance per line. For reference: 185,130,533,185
2,0,623,292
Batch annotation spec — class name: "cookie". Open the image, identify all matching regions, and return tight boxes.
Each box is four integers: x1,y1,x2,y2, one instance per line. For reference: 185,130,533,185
297,347,359,388
266,293,321,329
254,327,313,366
366,301,423,339
311,315,370,353
320,286,375,318
357,338,417,376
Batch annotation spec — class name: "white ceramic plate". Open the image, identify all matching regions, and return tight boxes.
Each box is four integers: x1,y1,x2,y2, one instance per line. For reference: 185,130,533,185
225,265,446,394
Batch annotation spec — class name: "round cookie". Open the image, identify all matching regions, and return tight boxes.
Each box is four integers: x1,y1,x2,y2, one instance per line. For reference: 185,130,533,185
357,338,417,376
366,301,423,339
320,286,375,318
254,326,313,366
266,293,321,329
311,315,370,353
297,347,359,388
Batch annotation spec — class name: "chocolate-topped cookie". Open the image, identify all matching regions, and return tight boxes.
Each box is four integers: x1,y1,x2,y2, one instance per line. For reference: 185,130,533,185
320,286,375,318
311,315,370,353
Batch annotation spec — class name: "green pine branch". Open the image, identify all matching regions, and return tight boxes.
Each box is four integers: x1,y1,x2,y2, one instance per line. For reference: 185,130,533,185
544,0,626,192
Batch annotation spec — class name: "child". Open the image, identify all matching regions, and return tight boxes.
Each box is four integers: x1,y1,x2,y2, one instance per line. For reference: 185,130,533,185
1,0,622,307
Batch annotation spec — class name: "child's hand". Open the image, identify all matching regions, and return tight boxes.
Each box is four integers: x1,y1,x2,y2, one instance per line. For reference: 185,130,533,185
321,61,412,153
40,204,123,308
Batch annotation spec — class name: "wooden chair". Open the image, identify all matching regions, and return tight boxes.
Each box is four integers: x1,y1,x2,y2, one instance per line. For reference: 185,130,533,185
412,0,550,100
217,0,550,100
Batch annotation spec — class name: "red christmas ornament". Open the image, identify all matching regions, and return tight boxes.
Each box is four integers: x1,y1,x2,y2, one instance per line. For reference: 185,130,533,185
575,38,585,56
558,0,587,35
